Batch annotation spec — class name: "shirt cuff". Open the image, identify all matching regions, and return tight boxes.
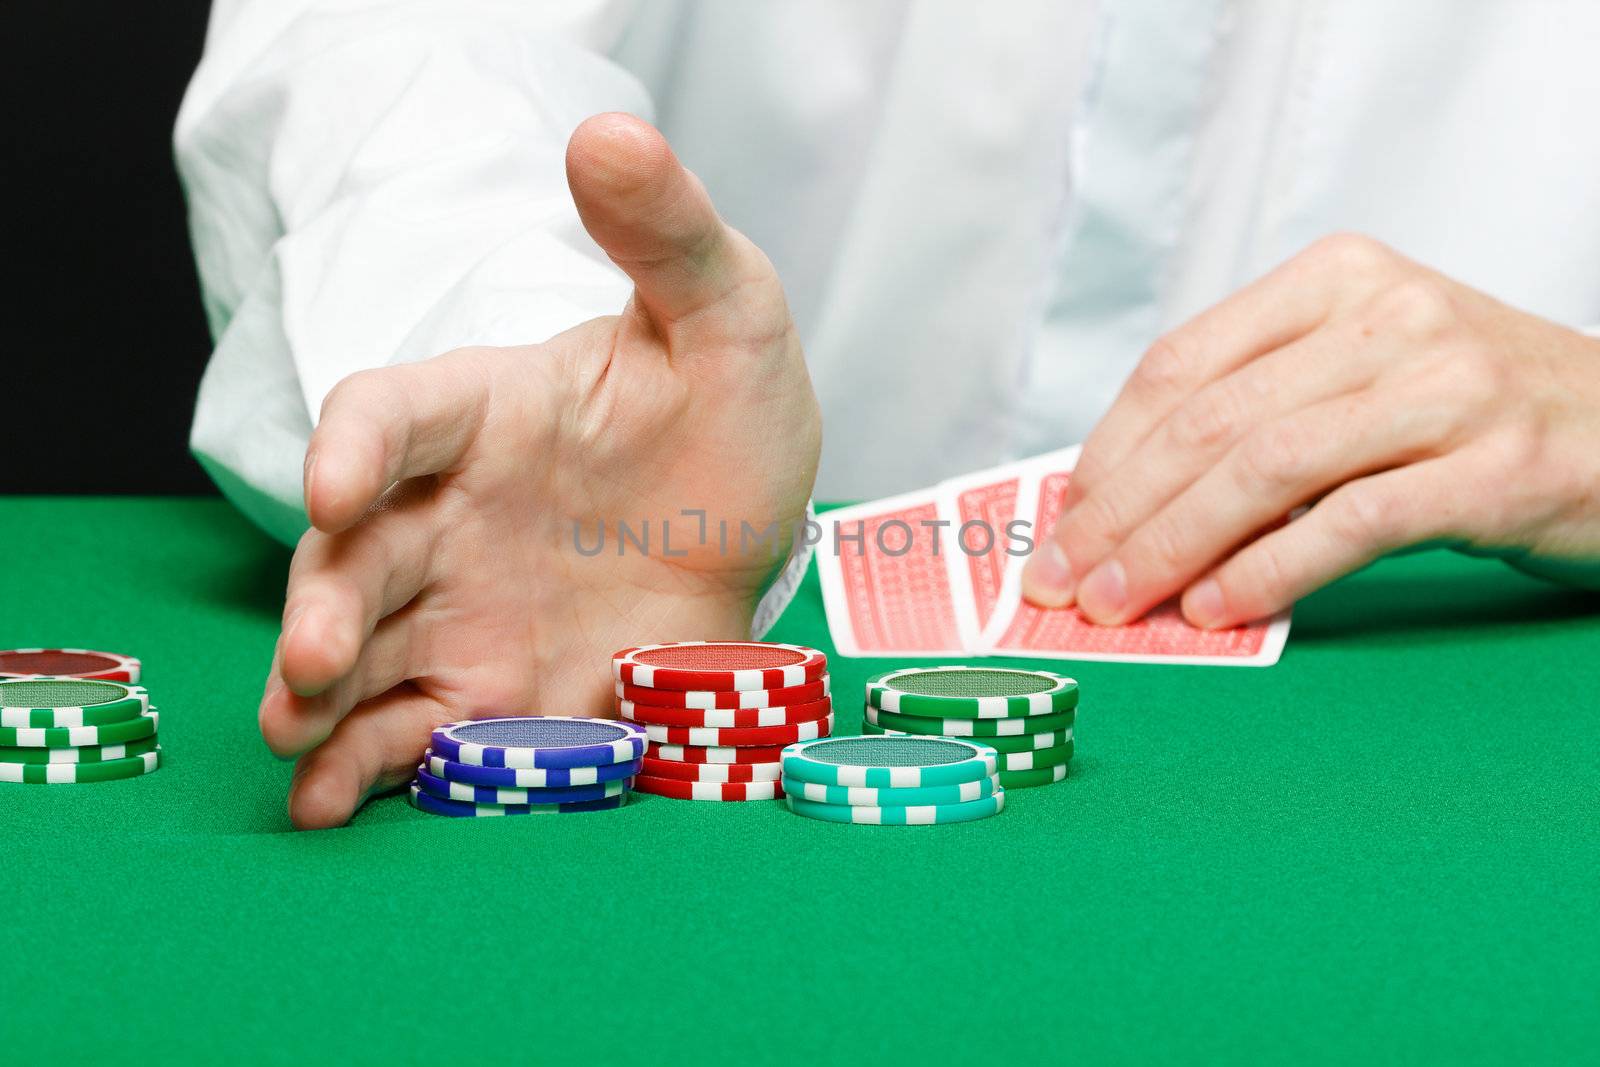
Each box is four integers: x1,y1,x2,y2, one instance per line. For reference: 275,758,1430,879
751,502,818,638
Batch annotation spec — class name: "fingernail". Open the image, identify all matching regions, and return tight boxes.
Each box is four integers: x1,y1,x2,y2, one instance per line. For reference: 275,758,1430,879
1079,560,1127,620
1186,578,1225,629
1023,542,1075,607
303,448,318,494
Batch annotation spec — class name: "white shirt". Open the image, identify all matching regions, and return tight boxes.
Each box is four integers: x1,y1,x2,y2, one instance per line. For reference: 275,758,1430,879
178,0,1600,547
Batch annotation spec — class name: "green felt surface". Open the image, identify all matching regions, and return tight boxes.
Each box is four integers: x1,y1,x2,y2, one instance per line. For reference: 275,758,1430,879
2,496,1598,1064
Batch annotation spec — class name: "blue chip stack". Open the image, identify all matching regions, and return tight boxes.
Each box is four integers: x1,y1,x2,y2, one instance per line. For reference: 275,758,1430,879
410,716,647,817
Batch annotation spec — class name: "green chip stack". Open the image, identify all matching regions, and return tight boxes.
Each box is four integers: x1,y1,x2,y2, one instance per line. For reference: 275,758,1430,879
0,677,163,784
862,666,1077,789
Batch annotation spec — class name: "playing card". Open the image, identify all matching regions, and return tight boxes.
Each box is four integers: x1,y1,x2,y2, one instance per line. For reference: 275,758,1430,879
817,444,1292,666
815,489,968,657
983,454,1291,665
934,466,1026,646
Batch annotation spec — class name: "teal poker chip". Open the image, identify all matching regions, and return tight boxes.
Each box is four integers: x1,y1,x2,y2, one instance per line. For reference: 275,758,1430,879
864,666,1077,719
781,736,997,789
780,773,997,807
785,789,1005,826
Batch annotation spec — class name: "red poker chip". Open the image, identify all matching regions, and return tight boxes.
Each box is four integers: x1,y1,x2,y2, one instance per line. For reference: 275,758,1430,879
647,742,789,765
619,696,833,730
612,642,827,692
633,774,785,802
0,648,141,682
614,676,831,710
638,756,783,783
639,713,833,749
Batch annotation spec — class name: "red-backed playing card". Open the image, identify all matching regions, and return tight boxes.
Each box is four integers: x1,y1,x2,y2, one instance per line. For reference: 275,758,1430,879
816,489,967,656
817,445,1291,666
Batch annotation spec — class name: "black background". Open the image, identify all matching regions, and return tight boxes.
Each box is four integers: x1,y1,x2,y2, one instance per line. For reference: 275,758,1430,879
5,2,215,494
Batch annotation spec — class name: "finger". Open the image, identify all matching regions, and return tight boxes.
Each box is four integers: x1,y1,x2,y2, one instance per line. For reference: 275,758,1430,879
280,483,439,695
1180,456,1468,628
1066,234,1396,507
260,608,424,758
1024,319,1387,607
1074,389,1458,625
287,684,454,831
306,352,491,532
566,113,783,336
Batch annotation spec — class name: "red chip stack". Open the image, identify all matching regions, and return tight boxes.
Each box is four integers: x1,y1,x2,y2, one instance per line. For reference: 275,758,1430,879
611,641,832,801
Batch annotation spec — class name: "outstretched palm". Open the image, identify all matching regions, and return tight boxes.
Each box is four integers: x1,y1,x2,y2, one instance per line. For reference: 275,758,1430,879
262,115,820,828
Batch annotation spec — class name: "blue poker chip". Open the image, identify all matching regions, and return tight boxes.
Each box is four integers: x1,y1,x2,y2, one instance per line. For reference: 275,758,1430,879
413,764,631,806
408,783,629,818
431,716,647,770
425,751,642,789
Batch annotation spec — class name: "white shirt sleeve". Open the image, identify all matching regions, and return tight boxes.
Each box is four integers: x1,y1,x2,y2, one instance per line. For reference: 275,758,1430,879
175,0,809,635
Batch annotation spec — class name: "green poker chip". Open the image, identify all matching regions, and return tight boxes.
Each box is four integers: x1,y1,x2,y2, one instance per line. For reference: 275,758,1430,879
0,710,159,749
861,720,1073,753
994,741,1074,771
864,704,1074,738
864,666,1077,719
0,678,150,729
0,735,159,765
0,747,161,784
997,763,1070,789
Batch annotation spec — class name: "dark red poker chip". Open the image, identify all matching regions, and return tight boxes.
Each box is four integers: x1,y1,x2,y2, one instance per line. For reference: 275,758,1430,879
639,755,782,783
638,713,833,749
0,648,141,682
612,642,826,692
646,741,790,765
614,676,830,710
619,696,833,730
633,774,784,802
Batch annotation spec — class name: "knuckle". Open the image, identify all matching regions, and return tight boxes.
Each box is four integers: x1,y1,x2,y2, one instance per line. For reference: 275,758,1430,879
1489,422,1547,478
1072,490,1127,546
1366,278,1457,340
1239,421,1314,492
323,367,386,413
1244,539,1294,602
1304,231,1393,275
1168,391,1241,451
1131,335,1197,396
1441,345,1508,405
1139,518,1192,574
1327,484,1398,548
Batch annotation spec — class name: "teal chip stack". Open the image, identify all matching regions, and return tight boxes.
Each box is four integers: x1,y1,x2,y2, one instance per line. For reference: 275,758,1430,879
0,676,162,784
860,666,1077,789
780,735,1005,825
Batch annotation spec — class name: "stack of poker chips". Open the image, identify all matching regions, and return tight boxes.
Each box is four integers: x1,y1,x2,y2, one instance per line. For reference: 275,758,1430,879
860,666,1076,789
0,649,162,785
410,716,646,817
780,735,1005,825
613,641,832,802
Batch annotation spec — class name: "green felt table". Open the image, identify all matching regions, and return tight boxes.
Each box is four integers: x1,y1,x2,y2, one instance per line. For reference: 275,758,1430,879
2,496,1597,1064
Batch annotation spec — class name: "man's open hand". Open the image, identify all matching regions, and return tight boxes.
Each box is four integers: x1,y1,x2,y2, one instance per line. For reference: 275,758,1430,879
261,114,820,829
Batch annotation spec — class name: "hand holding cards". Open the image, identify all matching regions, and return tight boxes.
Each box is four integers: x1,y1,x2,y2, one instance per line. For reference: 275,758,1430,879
816,446,1291,665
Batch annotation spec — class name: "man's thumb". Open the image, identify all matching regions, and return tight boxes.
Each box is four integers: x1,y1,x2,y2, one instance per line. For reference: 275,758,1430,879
566,113,739,326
